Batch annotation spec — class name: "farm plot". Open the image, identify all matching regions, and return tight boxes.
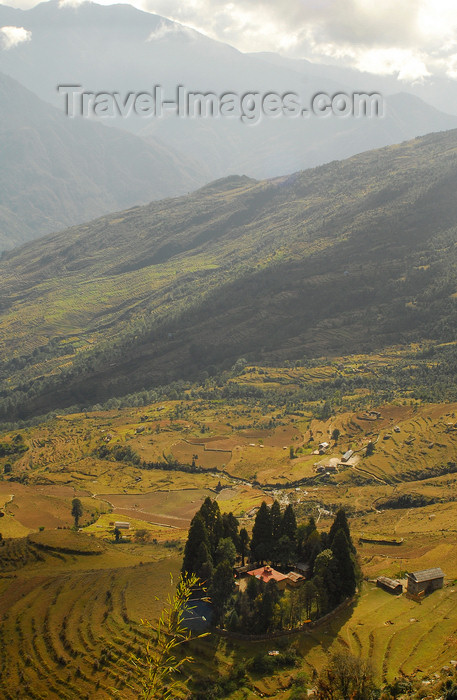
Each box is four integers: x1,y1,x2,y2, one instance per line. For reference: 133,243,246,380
171,440,232,469
3,489,80,530
96,488,212,528
85,513,186,542
215,485,273,515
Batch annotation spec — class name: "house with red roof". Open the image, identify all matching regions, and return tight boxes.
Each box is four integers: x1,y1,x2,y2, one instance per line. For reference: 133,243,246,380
248,565,302,591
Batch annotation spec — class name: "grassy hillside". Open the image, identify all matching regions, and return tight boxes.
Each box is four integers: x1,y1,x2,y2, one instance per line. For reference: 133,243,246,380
2,130,457,419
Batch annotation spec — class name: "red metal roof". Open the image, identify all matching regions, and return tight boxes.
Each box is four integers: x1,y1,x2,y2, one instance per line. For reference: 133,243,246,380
248,565,288,583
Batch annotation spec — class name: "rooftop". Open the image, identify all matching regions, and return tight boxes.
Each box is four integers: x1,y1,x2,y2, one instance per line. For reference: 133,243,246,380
248,565,288,583
408,568,445,583
377,576,402,589
287,571,304,583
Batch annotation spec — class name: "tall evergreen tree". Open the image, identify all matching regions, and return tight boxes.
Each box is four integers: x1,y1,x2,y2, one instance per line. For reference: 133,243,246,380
250,501,272,563
305,529,323,574
270,500,283,563
331,529,357,600
215,537,237,567
71,498,83,528
182,513,210,575
195,541,213,580
199,497,223,556
279,503,298,563
239,528,250,566
314,549,340,609
280,504,298,542
328,509,355,553
270,500,282,539
222,511,239,550
210,560,235,624
306,516,317,537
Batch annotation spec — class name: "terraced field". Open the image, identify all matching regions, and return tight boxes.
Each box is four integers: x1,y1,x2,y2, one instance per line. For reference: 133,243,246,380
297,583,457,685
0,536,183,700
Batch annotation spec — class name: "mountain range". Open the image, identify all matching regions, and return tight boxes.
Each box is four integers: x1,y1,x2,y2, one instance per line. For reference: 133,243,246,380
1,128,457,420
1,0,457,250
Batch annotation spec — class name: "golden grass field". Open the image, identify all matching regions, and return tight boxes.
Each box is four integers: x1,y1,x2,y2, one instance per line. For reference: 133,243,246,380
2,383,457,697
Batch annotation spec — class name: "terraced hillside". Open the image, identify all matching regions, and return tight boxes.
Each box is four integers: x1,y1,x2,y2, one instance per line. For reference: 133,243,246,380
2,129,457,418
0,533,183,699
2,378,457,695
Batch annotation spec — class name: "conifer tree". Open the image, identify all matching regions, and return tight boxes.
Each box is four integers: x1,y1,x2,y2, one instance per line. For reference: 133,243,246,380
239,527,249,566
270,499,283,563
210,560,234,624
182,513,210,576
281,503,298,542
250,501,272,563
199,497,223,556
328,509,355,552
222,511,239,550
278,503,298,564
71,498,83,528
331,529,357,600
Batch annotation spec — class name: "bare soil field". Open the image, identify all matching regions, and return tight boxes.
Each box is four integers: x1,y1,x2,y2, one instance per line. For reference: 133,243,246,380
171,440,231,468
96,488,211,528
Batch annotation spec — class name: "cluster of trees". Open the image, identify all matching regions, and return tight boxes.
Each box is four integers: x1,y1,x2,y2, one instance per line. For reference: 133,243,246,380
250,501,357,584
227,507,359,634
182,499,359,633
94,443,141,465
250,501,298,566
182,498,249,623
0,433,28,458
1,434,29,474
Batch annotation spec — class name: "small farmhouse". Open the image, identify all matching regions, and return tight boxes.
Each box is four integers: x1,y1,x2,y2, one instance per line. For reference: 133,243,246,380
341,449,354,463
406,568,444,596
114,521,131,530
376,576,403,595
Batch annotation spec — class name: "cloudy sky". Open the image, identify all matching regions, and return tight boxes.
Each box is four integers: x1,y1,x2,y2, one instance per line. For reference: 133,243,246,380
5,0,457,82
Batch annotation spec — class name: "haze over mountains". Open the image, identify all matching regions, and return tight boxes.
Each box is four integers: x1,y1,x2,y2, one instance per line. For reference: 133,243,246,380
0,70,203,250
1,0,457,250
1,128,457,420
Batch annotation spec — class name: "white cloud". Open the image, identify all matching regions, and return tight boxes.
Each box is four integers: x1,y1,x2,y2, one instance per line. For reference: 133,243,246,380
139,0,457,81
0,25,31,50
3,0,457,82
358,50,430,82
